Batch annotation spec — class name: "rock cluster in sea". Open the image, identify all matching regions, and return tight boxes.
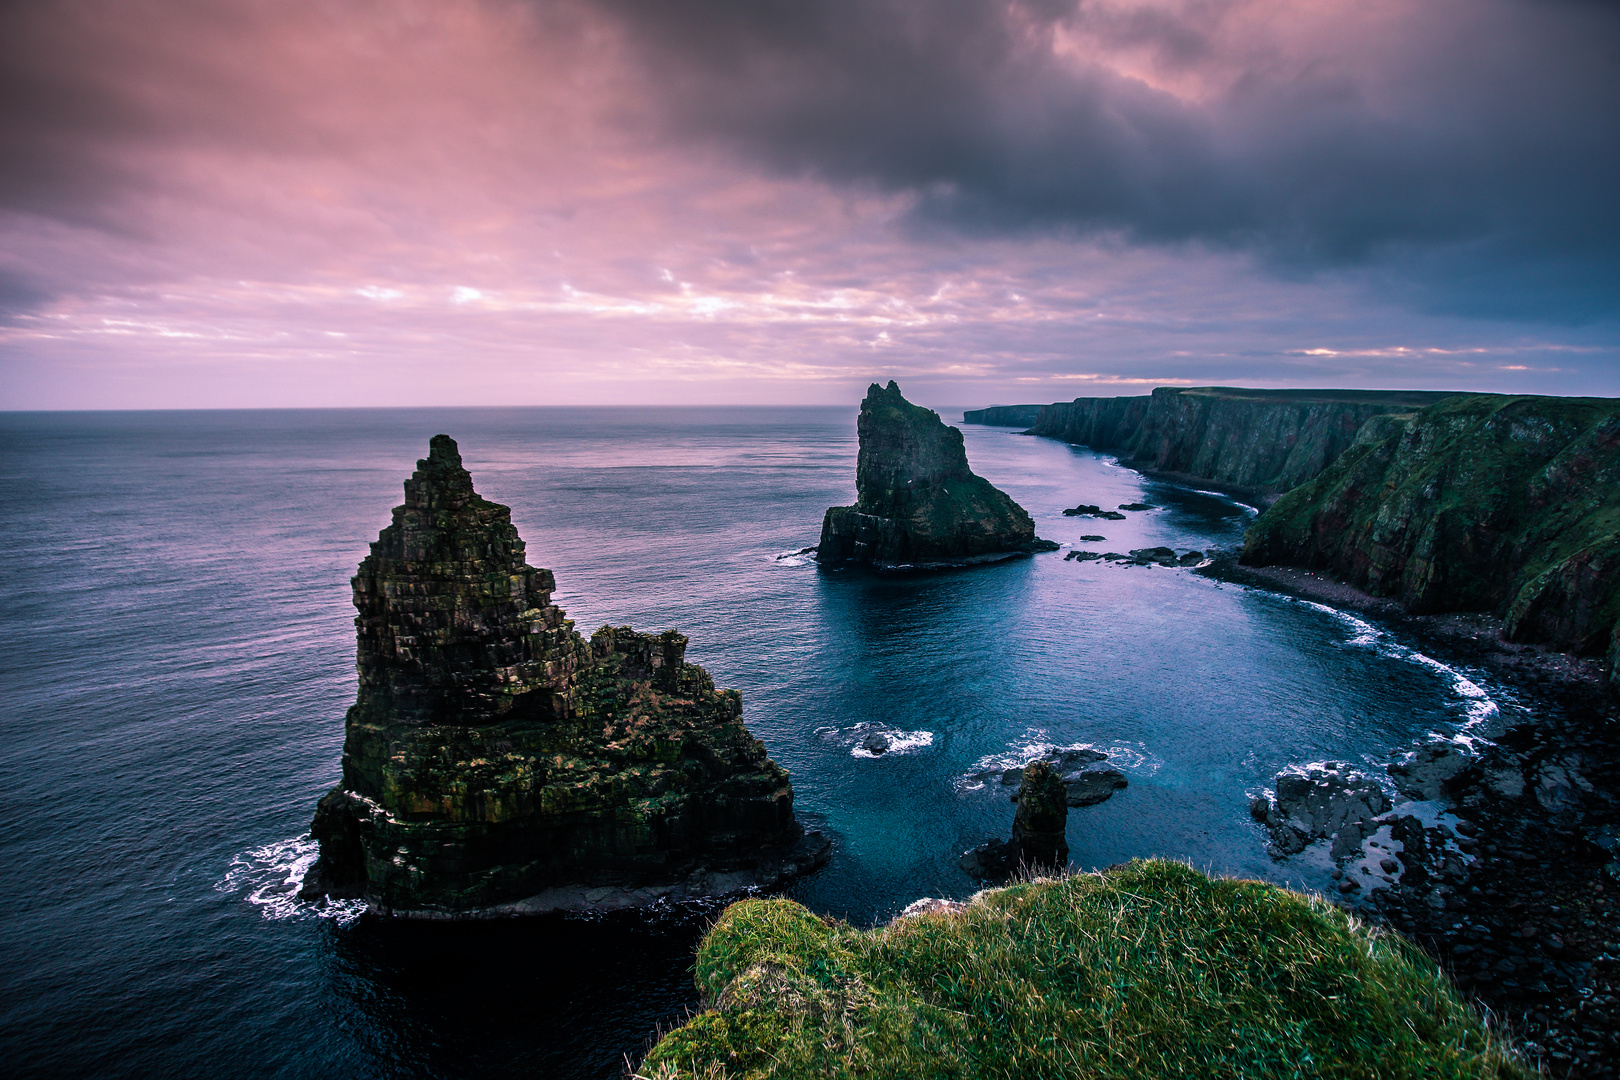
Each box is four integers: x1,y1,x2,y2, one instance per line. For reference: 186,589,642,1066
960,751,1125,879
818,381,1057,567
299,434,827,917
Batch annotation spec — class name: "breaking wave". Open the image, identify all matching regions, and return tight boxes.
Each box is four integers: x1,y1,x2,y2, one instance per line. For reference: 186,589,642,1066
215,835,366,925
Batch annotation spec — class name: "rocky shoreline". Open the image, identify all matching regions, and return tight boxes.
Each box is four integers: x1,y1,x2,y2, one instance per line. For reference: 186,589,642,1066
1213,554,1620,1078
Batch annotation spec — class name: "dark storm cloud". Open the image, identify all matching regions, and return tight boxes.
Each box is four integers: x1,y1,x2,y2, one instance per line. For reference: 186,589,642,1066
586,0,1620,320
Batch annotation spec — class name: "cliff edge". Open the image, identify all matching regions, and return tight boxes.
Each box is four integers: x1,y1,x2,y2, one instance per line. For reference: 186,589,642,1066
1242,394,1620,680
818,381,1055,566
299,435,826,917
638,861,1525,1079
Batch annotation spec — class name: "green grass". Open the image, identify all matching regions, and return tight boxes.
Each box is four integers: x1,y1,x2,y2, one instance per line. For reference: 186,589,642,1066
637,860,1526,1080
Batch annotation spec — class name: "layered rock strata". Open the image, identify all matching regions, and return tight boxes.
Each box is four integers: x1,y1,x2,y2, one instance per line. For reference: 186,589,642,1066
299,434,826,917
819,381,1056,567
968,386,1454,502
1241,394,1620,677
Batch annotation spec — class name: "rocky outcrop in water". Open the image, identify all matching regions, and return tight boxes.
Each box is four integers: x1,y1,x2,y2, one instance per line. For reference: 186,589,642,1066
819,381,1056,567
967,387,1454,502
1250,763,1392,859
960,760,1073,878
299,435,826,917
1242,394,1620,678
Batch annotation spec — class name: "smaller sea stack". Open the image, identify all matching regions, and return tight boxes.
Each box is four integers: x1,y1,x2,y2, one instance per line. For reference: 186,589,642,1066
959,761,1072,879
818,381,1056,567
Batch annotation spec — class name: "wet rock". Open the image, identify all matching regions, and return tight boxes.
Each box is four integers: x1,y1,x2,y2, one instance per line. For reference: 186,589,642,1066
1388,741,1475,802
1062,504,1103,516
959,838,1018,880
1063,550,1105,562
1012,761,1070,871
1079,534,1107,542
861,731,892,756
1177,550,1206,566
1259,762,1391,858
1118,502,1155,511
819,382,1056,566
1054,750,1107,771
1062,767,1129,807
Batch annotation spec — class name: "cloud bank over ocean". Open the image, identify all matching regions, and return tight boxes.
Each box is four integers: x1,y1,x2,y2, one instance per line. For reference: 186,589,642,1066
2,0,1615,407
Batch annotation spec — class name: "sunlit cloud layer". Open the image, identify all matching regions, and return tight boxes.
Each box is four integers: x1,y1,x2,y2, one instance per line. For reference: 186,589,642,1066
1,0,1615,409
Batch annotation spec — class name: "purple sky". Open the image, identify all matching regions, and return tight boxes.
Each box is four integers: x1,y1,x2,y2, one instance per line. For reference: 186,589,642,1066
2,0,1616,409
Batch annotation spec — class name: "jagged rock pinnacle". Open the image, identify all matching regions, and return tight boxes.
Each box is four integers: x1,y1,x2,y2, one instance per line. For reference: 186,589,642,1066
818,381,1056,566
299,435,826,916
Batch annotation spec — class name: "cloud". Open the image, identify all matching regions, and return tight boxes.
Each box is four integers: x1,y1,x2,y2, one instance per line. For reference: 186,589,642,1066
0,0,1614,408
584,0,1620,319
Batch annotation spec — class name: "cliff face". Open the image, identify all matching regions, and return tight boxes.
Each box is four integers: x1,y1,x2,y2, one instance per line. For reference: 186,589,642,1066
1021,387,1454,499
1242,395,1620,674
300,435,824,917
818,381,1054,566
960,404,1044,427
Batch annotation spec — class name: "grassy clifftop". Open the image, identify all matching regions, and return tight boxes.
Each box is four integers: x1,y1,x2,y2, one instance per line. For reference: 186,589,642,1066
639,860,1523,1080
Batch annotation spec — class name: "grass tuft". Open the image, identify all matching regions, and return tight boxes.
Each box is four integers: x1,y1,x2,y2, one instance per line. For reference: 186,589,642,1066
639,860,1528,1080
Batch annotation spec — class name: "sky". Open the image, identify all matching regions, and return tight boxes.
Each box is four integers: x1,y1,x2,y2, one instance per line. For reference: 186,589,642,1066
1,0,1617,410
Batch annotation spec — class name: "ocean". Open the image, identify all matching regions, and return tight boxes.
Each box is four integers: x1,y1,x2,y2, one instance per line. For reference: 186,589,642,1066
0,406,1508,1078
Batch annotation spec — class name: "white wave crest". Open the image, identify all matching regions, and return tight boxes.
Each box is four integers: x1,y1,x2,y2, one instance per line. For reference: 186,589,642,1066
772,547,816,568
851,729,935,758
958,735,1160,791
1297,598,1500,728
215,835,367,925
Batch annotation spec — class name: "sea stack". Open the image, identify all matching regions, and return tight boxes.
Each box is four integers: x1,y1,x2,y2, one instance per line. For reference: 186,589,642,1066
299,435,827,917
818,381,1056,566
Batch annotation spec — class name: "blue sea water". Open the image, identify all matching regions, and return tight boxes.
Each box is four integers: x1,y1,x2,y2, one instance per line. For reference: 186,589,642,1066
0,407,1505,1078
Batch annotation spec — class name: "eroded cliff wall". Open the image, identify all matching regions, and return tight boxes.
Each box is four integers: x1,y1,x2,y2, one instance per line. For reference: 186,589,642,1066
1242,395,1620,674
1019,387,1454,499
961,404,1044,427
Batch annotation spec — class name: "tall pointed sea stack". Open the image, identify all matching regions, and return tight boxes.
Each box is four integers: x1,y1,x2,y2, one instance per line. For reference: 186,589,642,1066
300,435,826,917
818,381,1056,566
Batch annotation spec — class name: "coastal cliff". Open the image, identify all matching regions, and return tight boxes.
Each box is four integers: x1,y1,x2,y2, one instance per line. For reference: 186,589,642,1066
819,381,1055,566
960,404,1043,427
299,435,825,917
973,387,1455,501
1242,394,1620,677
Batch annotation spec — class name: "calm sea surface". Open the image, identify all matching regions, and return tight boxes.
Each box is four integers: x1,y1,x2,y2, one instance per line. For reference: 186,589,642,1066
0,407,1505,1078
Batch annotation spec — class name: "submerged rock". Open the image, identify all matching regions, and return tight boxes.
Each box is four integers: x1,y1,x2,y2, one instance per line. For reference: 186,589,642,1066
818,382,1057,567
299,435,827,917
1062,767,1128,807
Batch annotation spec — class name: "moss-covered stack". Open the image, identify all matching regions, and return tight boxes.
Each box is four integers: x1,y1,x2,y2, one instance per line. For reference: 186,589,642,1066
639,861,1526,1079
1241,394,1620,677
299,435,825,917
819,381,1055,566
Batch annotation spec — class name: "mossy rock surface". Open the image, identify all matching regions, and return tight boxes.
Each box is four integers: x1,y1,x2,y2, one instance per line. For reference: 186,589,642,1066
641,860,1526,1080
